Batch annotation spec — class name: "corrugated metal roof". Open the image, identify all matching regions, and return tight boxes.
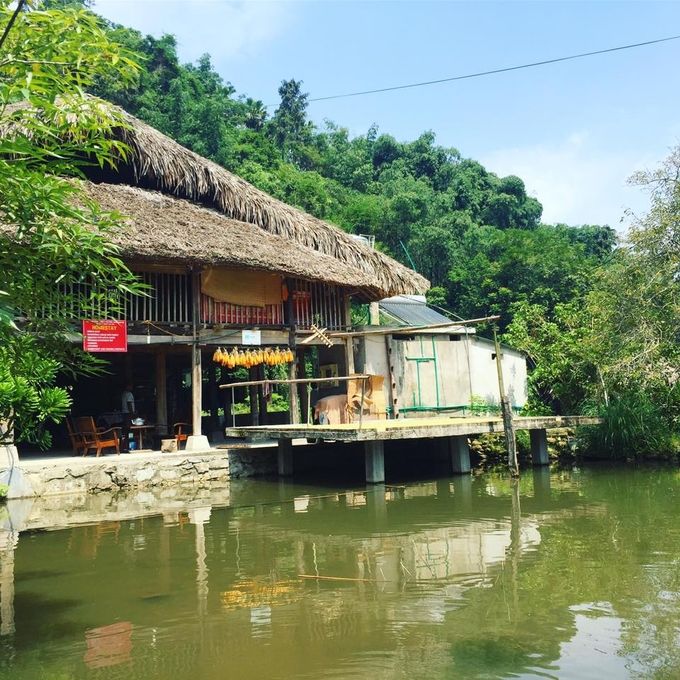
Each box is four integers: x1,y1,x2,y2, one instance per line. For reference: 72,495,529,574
379,295,453,326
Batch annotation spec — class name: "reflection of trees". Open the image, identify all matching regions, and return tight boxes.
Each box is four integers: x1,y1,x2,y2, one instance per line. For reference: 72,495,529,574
2,468,680,678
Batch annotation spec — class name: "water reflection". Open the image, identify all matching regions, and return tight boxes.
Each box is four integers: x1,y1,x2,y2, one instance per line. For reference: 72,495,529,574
0,467,679,679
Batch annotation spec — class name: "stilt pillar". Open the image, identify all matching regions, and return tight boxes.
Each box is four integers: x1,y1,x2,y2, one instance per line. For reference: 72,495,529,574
449,435,471,474
530,429,549,466
278,439,294,477
186,269,209,452
186,345,210,451
364,440,385,484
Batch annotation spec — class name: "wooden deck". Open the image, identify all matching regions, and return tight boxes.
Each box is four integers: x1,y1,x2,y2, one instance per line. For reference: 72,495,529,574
225,415,602,443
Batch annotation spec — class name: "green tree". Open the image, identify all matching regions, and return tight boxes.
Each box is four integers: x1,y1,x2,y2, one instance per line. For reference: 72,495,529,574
268,79,312,164
0,1,141,446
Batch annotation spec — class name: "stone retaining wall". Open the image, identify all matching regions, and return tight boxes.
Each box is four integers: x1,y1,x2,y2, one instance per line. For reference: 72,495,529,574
0,447,277,499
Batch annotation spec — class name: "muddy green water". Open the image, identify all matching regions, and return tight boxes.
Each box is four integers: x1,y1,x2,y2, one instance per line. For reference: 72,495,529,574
1,466,679,679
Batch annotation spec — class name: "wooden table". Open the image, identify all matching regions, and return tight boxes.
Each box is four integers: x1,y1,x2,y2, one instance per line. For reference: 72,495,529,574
130,424,155,450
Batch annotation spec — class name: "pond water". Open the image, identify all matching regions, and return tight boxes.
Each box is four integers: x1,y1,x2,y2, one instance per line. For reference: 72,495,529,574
1,466,679,679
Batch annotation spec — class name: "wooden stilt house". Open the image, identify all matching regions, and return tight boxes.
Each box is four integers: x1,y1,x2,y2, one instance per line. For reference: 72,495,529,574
4,100,428,449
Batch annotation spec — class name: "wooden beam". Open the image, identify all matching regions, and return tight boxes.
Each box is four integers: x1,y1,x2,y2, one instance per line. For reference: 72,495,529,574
328,315,501,338
219,374,371,390
384,333,398,419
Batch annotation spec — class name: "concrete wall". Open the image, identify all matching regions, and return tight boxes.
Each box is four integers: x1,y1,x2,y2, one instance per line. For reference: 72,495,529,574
468,336,528,409
1,448,277,500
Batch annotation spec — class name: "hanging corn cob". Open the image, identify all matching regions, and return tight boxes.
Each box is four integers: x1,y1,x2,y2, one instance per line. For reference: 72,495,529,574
212,345,295,367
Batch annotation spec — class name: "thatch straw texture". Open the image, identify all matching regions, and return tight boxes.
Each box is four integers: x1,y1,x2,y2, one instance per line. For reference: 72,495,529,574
2,98,429,298
113,111,428,297
81,182,381,293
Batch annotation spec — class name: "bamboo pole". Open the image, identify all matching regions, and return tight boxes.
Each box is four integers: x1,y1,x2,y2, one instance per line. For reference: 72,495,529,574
493,327,519,477
326,315,501,338
384,333,398,419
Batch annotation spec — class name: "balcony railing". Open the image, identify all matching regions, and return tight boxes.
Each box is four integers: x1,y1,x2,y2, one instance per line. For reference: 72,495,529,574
32,272,348,331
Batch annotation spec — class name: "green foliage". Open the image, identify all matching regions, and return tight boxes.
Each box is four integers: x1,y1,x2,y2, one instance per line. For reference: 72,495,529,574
0,1,144,444
505,300,593,414
505,146,679,458
583,390,677,460
449,225,598,331
0,335,71,448
468,395,501,416
0,484,7,500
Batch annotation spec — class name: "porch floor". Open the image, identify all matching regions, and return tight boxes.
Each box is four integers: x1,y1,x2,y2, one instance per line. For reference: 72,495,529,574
15,438,312,467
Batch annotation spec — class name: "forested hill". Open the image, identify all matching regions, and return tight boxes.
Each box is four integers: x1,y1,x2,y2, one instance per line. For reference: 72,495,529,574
89,23,616,327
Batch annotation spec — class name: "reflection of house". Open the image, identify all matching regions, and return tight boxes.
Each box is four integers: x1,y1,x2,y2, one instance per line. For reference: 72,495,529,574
359,295,527,417
3,101,426,449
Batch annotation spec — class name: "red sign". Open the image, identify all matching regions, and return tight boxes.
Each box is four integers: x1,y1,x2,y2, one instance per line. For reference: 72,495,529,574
82,320,128,353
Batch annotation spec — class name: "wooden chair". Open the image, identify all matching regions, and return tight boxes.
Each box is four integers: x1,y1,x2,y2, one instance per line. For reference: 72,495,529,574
173,422,191,449
66,416,87,456
76,416,120,457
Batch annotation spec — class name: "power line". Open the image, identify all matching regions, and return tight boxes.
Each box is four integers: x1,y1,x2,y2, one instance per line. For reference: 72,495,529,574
305,34,680,104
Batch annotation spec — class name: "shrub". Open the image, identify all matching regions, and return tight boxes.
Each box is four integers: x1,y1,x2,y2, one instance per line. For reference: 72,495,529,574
584,390,678,460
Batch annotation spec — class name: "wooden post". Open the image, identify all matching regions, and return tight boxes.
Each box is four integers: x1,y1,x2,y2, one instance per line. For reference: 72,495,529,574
288,352,300,424
286,278,300,424
299,349,310,424
345,337,355,374
185,268,210,451
384,333,398,419
343,293,352,333
493,327,518,476
257,364,268,426
191,270,202,437
359,376,366,429
207,358,220,434
191,345,202,437
369,301,380,325
248,366,259,426
155,348,168,436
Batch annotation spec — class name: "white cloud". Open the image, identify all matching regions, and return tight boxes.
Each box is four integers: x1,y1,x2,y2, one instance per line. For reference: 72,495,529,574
93,0,294,63
480,132,654,229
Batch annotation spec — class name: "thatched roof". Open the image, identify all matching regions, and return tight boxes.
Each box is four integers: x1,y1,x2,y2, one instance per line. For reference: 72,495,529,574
81,182,381,292
1,98,429,298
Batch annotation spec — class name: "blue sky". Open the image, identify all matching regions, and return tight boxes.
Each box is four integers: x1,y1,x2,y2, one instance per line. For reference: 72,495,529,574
93,0,680,228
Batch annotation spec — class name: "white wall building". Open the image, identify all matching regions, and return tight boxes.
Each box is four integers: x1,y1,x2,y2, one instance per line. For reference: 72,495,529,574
354,295,527,418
